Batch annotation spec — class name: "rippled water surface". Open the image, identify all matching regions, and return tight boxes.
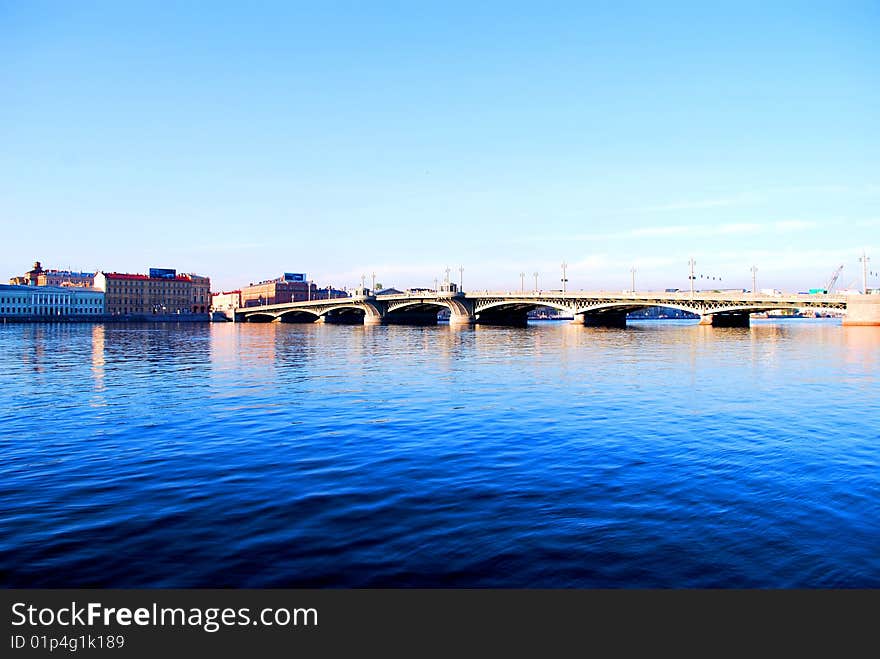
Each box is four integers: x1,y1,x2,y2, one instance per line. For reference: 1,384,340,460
1,320,878,587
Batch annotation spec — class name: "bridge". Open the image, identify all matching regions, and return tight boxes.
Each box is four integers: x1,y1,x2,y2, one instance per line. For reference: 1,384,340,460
232,286,880,327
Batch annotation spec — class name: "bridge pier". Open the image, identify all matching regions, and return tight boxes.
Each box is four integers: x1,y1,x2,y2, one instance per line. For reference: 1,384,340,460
448,313,476,326
843,295,880,326
575,311,628,328
700,312,750,328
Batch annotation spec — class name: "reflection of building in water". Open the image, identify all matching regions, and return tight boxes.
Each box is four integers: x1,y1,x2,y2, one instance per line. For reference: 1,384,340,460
238,324,278,364
21,326,47,373
0,284,104,318
91,325,105,393
842,326,880,369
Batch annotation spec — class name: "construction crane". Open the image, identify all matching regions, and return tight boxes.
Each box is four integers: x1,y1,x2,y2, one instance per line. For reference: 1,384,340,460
825,265,844,293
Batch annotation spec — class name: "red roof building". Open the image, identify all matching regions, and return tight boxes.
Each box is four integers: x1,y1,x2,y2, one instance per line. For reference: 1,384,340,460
94,269,211,315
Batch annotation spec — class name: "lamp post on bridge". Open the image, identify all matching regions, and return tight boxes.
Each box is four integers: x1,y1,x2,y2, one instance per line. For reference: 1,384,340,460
630,267,636,294
860,251,871,294
519,272,526,292
459,266,464,291
371,272,376,291
533,272,539,292
750,265,758,295
688,258,696,296
561,262,568,294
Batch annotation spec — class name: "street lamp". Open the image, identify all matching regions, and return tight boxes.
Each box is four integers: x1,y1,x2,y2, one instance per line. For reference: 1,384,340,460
459,266,464,291
688,258,696,296
750,265,758,294
860,251,871,294
630,267,636,293
561,262,568,294
533,272,539,292
519,272,526,292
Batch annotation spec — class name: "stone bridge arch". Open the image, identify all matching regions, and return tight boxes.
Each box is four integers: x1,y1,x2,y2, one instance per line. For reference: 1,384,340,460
276,309,322,323
242,312,278,323
318,301,384,325
472,298,577,326
474,299,576,315
383,298,473,325
575,301,702,317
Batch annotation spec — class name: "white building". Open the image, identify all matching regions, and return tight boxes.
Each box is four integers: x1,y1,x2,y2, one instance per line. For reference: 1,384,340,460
0,284,105,318
211,290,242,312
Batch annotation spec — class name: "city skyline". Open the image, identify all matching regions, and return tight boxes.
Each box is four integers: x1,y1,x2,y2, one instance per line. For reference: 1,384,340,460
2,2,878,292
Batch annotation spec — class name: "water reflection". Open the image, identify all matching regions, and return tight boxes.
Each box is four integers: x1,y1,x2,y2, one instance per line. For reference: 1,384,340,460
841,326,880,368
91,325,105,402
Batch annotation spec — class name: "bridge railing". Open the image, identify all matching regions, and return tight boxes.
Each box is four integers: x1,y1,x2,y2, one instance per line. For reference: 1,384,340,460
375,290,849,302
236,289,850,312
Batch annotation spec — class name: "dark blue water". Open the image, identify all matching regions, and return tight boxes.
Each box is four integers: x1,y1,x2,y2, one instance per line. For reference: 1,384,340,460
1,320,878,587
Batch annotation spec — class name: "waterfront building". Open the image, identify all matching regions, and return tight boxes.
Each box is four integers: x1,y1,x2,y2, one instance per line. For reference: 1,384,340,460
321,287,350,300
211,290,242,312
93,268,211,316
240,273,319,308
0,284,104,318
187,274,211,313
9,261,95,287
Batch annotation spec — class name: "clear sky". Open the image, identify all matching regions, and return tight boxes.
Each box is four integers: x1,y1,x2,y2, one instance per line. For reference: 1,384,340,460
2,1,878,293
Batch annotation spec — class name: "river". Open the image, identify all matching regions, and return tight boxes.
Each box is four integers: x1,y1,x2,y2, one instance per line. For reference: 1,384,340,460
1,319,877,587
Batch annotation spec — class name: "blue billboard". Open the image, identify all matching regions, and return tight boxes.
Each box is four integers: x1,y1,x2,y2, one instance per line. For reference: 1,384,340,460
283,273,306,282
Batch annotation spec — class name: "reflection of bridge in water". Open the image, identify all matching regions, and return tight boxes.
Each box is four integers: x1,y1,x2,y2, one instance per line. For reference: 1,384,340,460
233,287,880,327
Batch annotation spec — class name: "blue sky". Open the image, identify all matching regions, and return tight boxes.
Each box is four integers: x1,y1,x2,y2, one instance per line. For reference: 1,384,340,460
2,1,878,292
